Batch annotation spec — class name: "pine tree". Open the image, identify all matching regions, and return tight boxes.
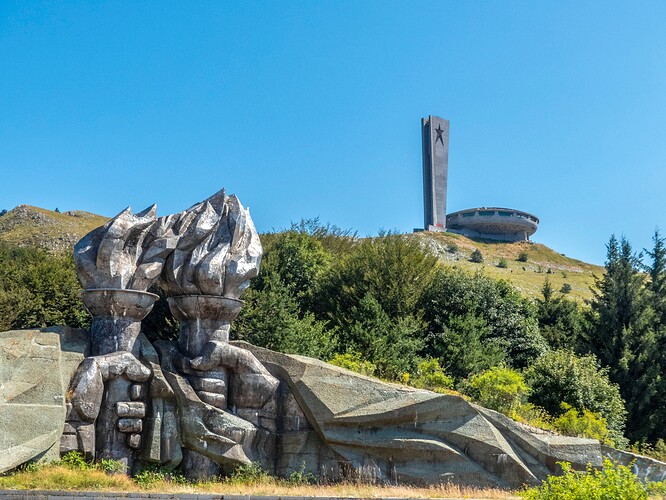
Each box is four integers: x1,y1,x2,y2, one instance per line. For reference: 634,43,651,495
585,235,658,441
645,229,666,324
643,229,666,442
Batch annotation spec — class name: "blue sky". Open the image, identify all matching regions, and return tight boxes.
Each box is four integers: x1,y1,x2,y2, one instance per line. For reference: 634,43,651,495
1,1,665,265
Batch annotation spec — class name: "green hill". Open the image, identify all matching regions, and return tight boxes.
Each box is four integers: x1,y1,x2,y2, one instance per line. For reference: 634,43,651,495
0,205,602,301
0,205,109,253
415,231,603,302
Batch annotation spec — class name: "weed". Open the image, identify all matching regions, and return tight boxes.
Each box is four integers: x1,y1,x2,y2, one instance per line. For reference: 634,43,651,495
523,459,664,499
226,461,272,485
134,465,187,488
287,463,317,485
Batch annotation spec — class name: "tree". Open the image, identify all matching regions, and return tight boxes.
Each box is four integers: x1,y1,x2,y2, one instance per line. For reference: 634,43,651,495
470,249,483,263
584,235,659,441
0,244,88,330
421,267,546,369
642,229,666,443
525,349,627,446
644,229,666,324
256,228,332,310
426,312,504,381
536,277,585,350
319,232,438,324
232,271,336,360
338,293,425,380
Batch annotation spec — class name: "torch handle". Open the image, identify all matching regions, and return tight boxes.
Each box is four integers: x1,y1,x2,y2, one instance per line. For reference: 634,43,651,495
96,376,134,470
90,314,143,473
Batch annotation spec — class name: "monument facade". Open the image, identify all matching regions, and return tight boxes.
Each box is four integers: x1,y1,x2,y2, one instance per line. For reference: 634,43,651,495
420,116,539,241
421,115,449,231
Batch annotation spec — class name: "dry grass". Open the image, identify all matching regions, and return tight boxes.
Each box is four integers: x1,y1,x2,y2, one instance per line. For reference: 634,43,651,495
0,465,518,499
0,205,109,252
0,466,136,491
416,231,604,302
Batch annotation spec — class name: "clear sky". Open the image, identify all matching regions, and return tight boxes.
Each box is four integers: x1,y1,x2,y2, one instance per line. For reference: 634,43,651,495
1,1,665,265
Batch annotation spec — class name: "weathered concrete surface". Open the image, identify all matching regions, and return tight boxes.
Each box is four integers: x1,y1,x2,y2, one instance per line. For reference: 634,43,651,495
602,445,666,483
236,341,603,488
0,328,84,473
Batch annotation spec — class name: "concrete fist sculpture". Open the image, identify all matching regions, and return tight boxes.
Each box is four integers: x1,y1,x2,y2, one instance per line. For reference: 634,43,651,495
69,189,277,476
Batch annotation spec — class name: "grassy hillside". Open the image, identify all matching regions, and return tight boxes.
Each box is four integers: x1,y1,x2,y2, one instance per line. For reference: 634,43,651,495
0,205,603,302
0,205,109,253
416,231,603,302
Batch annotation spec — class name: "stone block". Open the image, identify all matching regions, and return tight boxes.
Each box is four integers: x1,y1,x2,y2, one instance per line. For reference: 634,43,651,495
117,418,142,433
127,433,141,449
130,383,145,401
115,402,146,418
0,329,67,473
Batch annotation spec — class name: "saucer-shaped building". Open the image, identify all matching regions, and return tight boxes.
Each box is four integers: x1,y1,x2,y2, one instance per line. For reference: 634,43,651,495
446,207,539,242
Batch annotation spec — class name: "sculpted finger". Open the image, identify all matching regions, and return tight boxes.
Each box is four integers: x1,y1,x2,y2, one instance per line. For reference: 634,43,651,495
190,341,227,371
68,358,104,422
96,352,152,382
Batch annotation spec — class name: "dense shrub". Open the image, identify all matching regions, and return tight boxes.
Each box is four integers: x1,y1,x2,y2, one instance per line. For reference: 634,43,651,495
525,350,627,446
461,366,529,414
522,459,665,500
470,249,484,263
0,244,88,330
328,352,376,376
410,358,454,392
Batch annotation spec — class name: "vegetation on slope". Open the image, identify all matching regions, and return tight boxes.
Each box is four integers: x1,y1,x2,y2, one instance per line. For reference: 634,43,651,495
2,207,666,453
417,231,604,302
0,205,109,252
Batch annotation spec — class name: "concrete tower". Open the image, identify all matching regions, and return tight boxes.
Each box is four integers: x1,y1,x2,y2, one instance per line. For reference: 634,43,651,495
421,115,449,231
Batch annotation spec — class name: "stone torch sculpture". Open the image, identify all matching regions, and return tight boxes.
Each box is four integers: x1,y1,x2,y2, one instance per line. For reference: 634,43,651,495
162,191,262,475
74,205,177,472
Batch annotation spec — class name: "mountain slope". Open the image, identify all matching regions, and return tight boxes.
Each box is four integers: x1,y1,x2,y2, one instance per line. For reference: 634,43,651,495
0,205,109,253
416,231,603,302
0,205,603,301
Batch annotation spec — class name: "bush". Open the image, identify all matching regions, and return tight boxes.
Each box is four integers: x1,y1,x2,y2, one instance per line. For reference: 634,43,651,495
517,251,529,262
522,459,664,500
133,465,187,487
630,439,666,462
553,403,612,444
226,461,272,485
447,242,459,254
410,358,454,392
560,283,572,294
497,258,508,268
421,266,547,369
470,249,484,263
524,350,627,446
461,366,529,414
328,352,376,376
